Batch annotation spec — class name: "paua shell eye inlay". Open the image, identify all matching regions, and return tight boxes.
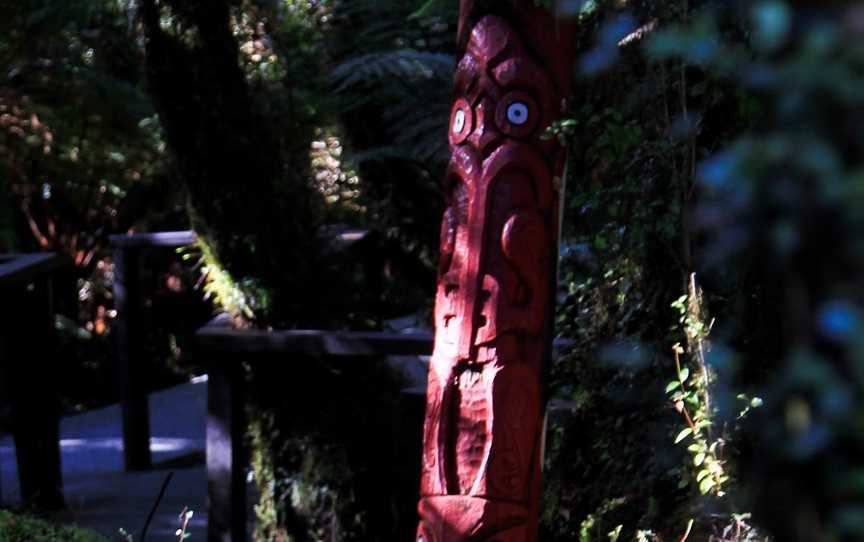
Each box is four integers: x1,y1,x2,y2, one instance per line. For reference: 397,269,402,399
453,109,467,133
506,102,529,125
495,91,540,137
449,97,474,145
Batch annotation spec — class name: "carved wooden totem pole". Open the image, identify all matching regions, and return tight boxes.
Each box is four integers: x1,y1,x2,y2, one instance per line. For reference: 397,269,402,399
417,2,576,541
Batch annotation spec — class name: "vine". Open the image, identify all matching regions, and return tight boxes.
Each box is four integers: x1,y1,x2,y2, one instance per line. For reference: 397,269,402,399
666,274,768,540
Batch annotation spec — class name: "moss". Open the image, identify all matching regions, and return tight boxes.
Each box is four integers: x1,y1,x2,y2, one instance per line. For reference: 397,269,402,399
246,356,414,542
181,236,262,322
0,510,108,542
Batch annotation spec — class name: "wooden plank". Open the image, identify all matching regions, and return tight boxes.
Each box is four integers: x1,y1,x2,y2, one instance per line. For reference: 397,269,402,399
195,323,573,360
107,227,365,250
0,253,62,289
108,230,197,248
195,327,435,357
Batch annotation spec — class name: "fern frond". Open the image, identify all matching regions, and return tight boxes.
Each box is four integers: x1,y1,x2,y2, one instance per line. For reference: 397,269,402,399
330,50,454,93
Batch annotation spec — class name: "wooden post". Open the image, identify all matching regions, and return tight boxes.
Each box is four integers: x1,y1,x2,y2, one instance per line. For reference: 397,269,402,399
1,269,64,509
416,2,576,540
206,358,246,542
113,245,152,471
110,231,197,472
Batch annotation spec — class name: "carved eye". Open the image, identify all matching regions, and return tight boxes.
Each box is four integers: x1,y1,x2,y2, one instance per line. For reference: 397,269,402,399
449,98,473,145
495,91,540,138
453,109,466,133
507,102,529,125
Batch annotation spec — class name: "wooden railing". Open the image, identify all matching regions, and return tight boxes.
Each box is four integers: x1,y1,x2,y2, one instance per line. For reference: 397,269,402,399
194,315,433,542
0,252,65,509
109,230,197,471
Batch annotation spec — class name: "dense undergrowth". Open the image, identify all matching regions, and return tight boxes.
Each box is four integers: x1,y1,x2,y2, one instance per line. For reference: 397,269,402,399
544,2,864,541
0,510,107,542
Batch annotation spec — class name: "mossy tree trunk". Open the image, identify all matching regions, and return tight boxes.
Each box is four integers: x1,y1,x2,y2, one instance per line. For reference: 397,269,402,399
138,0,316,319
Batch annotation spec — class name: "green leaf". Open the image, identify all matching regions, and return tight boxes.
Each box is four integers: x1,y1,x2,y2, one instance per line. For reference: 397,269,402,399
678,367,690,382
674,427,693,444
699,477,715,494
665,380,681,393
594,234,608,250
694,453,706,466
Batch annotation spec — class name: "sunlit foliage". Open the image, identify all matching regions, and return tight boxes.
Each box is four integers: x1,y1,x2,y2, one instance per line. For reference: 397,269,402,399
0,0,172,259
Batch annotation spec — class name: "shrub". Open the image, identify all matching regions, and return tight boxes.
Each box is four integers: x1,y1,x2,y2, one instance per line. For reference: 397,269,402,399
0,510,108,542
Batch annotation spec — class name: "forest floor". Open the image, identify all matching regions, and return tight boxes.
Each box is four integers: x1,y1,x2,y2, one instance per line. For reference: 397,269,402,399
0,377,218,541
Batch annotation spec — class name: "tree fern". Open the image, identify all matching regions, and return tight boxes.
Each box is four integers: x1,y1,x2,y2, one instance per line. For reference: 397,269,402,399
331,49,454,93
330,48,453,166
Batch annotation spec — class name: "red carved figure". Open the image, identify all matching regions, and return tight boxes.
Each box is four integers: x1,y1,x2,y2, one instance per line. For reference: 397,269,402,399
417,2,575,541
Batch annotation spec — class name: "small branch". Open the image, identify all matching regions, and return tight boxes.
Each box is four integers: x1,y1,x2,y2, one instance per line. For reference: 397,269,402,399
689,273,714,443
21,201,50,248
140,471,174,542
678,519,694,542
674,346,698,435
176,507,192,541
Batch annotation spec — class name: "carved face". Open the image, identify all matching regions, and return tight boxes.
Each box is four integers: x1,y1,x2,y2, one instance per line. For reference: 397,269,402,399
434,14,557,366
